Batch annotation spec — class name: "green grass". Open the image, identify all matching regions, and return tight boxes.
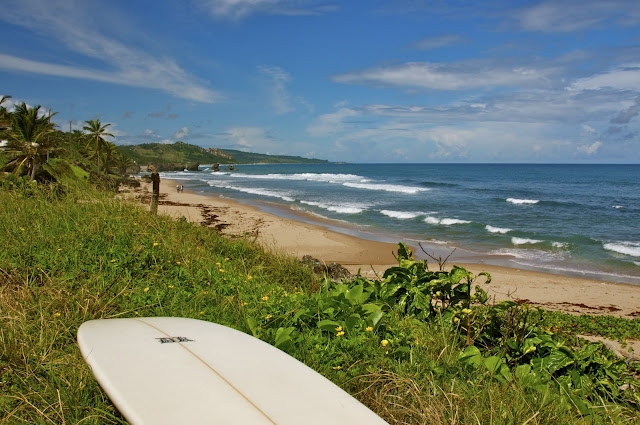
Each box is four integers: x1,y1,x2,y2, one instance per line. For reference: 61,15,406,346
1,184,638,424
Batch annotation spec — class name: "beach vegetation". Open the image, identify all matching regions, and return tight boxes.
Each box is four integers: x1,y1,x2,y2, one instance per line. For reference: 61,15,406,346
83,119,114,173
1,182,638,424
2,102,57,180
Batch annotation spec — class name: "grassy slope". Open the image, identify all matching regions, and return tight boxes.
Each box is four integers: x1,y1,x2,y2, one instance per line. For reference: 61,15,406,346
0,186,638,424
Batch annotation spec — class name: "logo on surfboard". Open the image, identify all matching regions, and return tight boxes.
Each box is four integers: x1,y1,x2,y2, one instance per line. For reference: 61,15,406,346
156,337,194,344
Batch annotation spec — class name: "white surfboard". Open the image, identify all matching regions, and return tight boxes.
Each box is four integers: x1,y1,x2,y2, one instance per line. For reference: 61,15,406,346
77,317,388,425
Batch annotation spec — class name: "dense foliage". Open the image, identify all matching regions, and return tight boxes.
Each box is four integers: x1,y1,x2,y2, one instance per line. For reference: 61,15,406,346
1,182,638,424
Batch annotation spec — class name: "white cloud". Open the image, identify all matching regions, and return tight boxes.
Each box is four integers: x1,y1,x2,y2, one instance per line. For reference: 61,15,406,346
144,129,155,135
225,127,268,149
173,127,189,139
258,65,292,114
514,1,640,33
333,62,554,90
307,108,359,136
568,65,640,92
0,1,220,103
414,34,462,50
196,0,337,19
577,141,602,155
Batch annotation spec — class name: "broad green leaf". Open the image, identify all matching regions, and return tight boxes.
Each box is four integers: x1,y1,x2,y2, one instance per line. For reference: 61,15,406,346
345,313,361,331
317,320,341,332
459,346,482,367
274,327,295,350
345,284,369,305
483,356,503,375
246,317,259,337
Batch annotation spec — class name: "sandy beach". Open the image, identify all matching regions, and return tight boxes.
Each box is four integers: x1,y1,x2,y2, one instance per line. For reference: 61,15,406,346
131,178,640,317
127,177,640,357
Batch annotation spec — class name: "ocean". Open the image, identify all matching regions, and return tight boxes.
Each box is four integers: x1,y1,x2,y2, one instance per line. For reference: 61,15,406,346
162,163,640,285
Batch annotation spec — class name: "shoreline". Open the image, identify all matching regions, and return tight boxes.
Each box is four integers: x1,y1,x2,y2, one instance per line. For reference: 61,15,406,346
130,178,640,321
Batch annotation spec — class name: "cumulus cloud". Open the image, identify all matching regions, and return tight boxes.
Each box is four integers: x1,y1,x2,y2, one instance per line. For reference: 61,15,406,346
577,141,602,155
0,1,220,103
307,108,359,136
173,127,189,139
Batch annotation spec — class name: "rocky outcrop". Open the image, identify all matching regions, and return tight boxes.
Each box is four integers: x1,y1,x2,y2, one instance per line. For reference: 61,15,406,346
300,255,352,281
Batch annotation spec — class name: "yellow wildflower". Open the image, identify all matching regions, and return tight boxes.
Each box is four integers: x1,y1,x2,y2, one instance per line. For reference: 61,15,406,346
53,312,61,318
381,339,389,347
365,326,373,332
110,259,116,263
144,287,150,293
153,242,159,247
261,295,269,301
176,261,181,265
199,311,204,315
241,301,248,307
335,325,343,332
20,227,25,231
57,248,62,251
332,366,342,370
336,331,345,337
219,269,225,273
247,275,253,280
265,314,273,320
168,285,174,289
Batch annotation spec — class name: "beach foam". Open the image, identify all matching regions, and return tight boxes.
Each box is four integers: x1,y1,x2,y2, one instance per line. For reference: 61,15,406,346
512,237,544,245
603,241,640,257
301,200,368,214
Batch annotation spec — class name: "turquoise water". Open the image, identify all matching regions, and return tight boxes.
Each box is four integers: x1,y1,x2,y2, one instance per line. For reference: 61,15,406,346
163,163,640,285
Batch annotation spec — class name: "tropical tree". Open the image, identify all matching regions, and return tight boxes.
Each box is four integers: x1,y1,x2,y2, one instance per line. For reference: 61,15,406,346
3,102,57,180
0,95,11,130
102,141,118,174
83,119,114,172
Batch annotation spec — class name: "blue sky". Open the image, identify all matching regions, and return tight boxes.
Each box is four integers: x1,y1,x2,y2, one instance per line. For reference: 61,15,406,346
2,0,640,163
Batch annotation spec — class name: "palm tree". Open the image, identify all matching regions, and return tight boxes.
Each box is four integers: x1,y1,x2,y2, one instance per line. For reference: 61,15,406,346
0,95,11,129
83,119,114,173
4,102,57,180
102,141,119,174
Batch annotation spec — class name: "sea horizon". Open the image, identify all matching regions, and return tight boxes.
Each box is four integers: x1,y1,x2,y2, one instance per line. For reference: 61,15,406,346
160,163,640,286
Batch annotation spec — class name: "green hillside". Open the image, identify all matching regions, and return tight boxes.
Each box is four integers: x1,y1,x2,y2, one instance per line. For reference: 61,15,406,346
117,142,327,171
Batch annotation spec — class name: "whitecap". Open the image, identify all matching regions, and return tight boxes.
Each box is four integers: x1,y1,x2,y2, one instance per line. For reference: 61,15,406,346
424,216,471,226
552,241,568,249
380,210,422,219
511,237,543,245
343,182,428,194
485,225,511,234
507,198,539,205
301,200,367,214
205,181,295,202
612,205,624,209
603,241,640,257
